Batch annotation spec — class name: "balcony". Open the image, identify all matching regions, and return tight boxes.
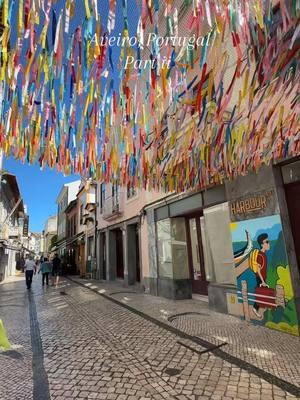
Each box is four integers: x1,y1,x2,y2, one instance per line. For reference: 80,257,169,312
8,226,20,238
102,190,125,220
0,225,9,241
0,225,22,241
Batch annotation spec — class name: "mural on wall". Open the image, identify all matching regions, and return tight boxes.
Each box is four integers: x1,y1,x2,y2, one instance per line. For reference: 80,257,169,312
230,215,299,336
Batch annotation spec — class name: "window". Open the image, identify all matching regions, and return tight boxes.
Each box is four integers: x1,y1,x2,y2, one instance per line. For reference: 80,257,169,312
203,203,235,285
156,218,189,280
71,215,73,236
100,184,105,213
127,182,137,200
80,204,83,225
87,236,94,257
112,184,119,211
74,215,77,235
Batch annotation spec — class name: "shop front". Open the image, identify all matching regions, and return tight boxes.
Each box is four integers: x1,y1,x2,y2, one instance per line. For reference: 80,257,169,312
152,186,226,300
148,165,300,336
98,216,142,286
222,165,300,336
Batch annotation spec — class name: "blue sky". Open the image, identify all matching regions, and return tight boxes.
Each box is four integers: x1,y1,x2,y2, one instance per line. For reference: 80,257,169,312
231,215,282,244
3,157,79,232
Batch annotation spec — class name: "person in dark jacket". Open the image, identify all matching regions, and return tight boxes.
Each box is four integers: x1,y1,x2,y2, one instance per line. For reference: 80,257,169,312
52,254,61,287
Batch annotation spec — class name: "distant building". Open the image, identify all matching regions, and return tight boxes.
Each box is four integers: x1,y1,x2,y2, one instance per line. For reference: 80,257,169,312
76,180,96,277
28,232,43,258
56,180,81,258
43,215,58,257
65,199,78,274
0,172,26,281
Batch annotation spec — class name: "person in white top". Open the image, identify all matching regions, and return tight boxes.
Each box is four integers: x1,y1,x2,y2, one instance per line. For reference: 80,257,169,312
24,255,36,289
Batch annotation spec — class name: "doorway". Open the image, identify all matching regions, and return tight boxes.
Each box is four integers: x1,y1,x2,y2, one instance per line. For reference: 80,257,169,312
126,224,141,284
282,160,300,274
116,229,124,279
185,215,208,295
285,182,300,273
136,225,141,282
99,232,106,280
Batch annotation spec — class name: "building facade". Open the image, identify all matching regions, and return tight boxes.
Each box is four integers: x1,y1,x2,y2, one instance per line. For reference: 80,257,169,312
65,199,78,274
0,172,26,281
95,161,300,336
43,215,58,257
93,0,300,336
56,180,81,257
76,180,96,277
27,232,43,258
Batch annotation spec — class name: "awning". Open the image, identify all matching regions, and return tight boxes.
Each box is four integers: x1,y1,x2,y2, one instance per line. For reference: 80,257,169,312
66,233,85,247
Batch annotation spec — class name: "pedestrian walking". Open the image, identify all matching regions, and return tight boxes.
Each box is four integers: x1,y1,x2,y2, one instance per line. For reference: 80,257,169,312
39,257,52,286
24,255,36,290
52,253,61,288
20,256,25,273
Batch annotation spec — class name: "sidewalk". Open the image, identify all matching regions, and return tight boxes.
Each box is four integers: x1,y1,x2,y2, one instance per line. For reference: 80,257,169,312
69,276,300,390
0,272,25,285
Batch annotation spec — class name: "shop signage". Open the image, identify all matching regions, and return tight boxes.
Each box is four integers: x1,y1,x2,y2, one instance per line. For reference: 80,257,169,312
23,215,29,237
230,190,276,221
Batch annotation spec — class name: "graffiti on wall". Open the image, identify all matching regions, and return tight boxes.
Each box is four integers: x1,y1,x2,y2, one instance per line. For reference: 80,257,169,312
230,215,299,336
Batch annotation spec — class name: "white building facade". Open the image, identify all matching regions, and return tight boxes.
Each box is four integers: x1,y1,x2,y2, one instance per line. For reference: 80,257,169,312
56,180,81,256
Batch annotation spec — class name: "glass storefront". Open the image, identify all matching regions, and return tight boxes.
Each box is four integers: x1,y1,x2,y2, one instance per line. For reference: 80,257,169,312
203,203,236,285
156,218,189,280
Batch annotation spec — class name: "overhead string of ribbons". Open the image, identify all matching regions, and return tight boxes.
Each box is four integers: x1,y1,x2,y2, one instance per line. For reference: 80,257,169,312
0,0,299,192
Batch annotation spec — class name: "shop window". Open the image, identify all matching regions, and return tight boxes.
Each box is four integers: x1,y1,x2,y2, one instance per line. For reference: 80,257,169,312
203,203,235,285
200,216,214,282
156,218,189,280
171,218,189,280
157,219,173,278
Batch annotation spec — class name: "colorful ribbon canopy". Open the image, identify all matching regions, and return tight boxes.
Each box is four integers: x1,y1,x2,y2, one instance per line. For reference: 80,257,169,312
0,0,299,192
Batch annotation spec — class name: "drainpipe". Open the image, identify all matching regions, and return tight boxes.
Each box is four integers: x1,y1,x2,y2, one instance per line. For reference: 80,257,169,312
94,183,98,273
91,181,98,278
0,150,3,223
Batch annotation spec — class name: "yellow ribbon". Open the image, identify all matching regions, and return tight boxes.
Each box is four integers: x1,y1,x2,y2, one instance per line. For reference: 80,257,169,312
85,0,91,19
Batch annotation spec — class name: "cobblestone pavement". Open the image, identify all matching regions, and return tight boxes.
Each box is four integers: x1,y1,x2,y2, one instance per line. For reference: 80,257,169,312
0,280,33,399
0,275,299,400
71,277,300,387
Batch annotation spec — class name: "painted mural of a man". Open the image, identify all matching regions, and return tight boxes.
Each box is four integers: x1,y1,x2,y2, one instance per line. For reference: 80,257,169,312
251,233,271,318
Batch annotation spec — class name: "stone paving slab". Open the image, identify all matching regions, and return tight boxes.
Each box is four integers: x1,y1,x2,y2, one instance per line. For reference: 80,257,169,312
0,275,299,400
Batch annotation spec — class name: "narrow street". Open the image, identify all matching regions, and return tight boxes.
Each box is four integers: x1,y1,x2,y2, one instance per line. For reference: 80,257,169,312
0,276,299,400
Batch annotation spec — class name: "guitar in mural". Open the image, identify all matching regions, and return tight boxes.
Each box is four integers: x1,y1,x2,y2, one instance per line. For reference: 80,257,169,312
230,215,299,336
